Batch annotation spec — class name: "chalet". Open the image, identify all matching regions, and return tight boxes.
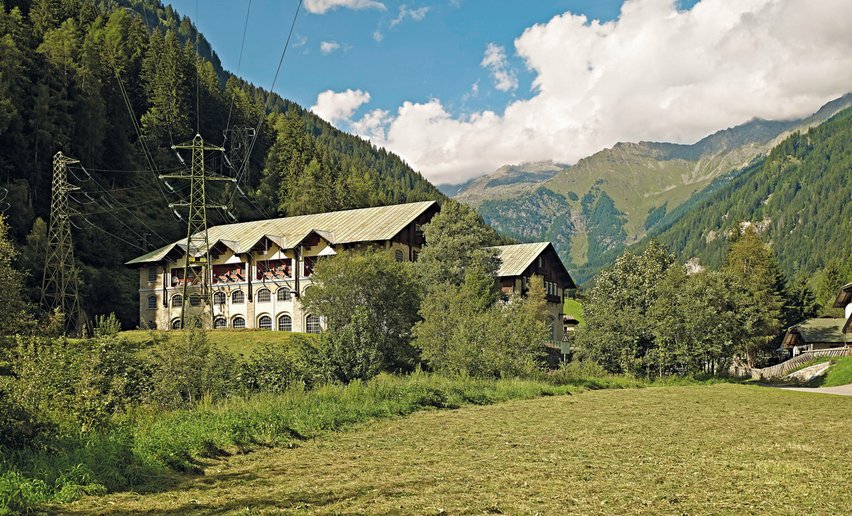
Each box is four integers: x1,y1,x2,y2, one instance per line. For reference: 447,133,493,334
126,201,439,332
834,282,852,334
782,317,849,356
490,242,576,341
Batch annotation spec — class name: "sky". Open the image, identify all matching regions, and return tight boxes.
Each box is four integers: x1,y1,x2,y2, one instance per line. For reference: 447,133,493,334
168,0,852,185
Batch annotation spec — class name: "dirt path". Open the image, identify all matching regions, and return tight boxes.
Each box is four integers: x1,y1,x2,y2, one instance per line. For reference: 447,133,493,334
776,384,852,396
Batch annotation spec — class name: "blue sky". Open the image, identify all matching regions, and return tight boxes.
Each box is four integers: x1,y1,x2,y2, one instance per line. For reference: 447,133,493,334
168,1,641,116
166,0,851,185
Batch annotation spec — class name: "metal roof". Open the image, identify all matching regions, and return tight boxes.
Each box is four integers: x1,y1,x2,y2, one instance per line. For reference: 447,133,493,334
782,317,849,347
127,201,437,265
490,242,552,277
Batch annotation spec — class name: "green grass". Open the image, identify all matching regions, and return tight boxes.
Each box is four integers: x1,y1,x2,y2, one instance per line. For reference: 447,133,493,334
563,297,585,325
59,384,852,514
2,373,582,513
811,356,852,387
120,329,312,358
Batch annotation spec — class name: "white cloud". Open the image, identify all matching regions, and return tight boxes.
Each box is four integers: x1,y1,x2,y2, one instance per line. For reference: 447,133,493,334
373,30,384,42
319,40,341,55
304,0,386,15
311,89,372,124
390,5,431,27
480,43,518,92
344,0,852,185
351,108,391,140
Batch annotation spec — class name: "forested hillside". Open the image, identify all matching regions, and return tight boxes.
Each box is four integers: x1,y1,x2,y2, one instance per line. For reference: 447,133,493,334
643,105,852,282
450,95,851,281
0,0,445,326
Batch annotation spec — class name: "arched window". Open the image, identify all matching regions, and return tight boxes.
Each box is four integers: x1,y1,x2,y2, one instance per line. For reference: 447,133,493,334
258,315,272,330
257,288,271,303
171,318,182,330
306,314,322,334
232,316,246,329
213,291,226,305
189,293,202,307
394,249,404,262
213,317,227,329
277,287,292,302
147,295,157,309
232,290,245,304
171,294,183,307
277,314,292,332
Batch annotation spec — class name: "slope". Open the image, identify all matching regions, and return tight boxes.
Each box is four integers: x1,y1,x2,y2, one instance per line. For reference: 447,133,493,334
639,105,852,280
0,0,446,327
450,95,851,278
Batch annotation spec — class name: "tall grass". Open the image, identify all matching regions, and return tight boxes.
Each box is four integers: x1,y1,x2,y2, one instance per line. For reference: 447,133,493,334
0,373,573,512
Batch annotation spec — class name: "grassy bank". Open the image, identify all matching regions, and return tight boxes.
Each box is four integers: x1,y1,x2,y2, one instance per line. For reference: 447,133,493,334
811,356,852,387
61,384,852,514
2,372,602,513
120,329,312,358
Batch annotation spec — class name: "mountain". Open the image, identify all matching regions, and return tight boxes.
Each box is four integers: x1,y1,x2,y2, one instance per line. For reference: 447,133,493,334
442,161,568,205
0,0,446,326
446,94,852,280
637,104,852,282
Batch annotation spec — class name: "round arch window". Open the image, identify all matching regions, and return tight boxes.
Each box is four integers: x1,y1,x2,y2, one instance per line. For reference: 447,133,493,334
278,314,293,332
277,287,292,301
213,317,227,329
213,291,226,305
171,318,182,330
171,294,183,307
257,288,271,303
232,316,246,329
258,315,272,330
232,290,245,304
189,293,202,307
306,314,322,334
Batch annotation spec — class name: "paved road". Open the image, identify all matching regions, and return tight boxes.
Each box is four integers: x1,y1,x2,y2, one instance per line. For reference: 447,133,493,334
776,384,852,397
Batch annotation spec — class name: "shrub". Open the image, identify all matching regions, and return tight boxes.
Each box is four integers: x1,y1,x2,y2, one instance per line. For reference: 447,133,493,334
240,335,326,392
147,329,237,408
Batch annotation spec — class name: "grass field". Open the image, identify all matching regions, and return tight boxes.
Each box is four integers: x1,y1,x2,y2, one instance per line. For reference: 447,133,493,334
564,298,585,325
59,384,852,515
812,356,852,387
120,329,312,358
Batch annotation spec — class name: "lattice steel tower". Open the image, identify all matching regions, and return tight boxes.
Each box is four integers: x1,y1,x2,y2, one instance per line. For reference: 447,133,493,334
161,134,234,328
41,151,82,336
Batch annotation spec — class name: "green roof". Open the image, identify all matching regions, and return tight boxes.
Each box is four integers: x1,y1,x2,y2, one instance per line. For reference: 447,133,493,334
127,201,437,265
783,318,849,346
490,242,552,278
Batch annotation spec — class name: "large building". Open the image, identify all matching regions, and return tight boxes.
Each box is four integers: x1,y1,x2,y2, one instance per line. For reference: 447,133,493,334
127,201,439,332
127,201,576,340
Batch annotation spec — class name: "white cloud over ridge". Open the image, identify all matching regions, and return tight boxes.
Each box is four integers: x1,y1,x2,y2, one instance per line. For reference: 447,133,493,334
311,89,371,123
481,43,518,92
331,0,852,185
304,0,386,15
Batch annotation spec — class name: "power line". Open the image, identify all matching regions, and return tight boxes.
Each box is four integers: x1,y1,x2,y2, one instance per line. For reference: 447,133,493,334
223,0,253,141
229,0,303,218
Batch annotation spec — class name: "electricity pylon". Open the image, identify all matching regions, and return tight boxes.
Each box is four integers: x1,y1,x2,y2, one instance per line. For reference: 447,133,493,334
41,151,82,336
161,134,235,329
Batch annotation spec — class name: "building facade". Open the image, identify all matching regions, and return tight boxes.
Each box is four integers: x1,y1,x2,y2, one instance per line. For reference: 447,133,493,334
127,201,440,332
491,242,576,341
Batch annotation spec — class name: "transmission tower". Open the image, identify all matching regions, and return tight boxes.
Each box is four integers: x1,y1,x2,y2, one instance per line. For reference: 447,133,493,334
224,126,254,185
41,151,82,336
161,134,235,329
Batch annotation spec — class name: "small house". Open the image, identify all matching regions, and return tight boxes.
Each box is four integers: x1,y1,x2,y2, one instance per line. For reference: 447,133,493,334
782,317,849,356
490,242,576,341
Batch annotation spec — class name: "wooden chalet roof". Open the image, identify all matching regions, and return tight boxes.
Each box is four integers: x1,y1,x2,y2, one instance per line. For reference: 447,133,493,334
127,201,438,265
489,242,575,288
833,282,852,308
782,317,849,347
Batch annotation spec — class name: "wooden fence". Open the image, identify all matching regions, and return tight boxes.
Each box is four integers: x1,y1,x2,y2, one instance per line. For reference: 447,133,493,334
730,347,852,380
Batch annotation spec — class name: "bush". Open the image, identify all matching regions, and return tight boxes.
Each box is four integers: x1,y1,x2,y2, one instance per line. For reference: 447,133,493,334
240,335,326,392
147,328,237,408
